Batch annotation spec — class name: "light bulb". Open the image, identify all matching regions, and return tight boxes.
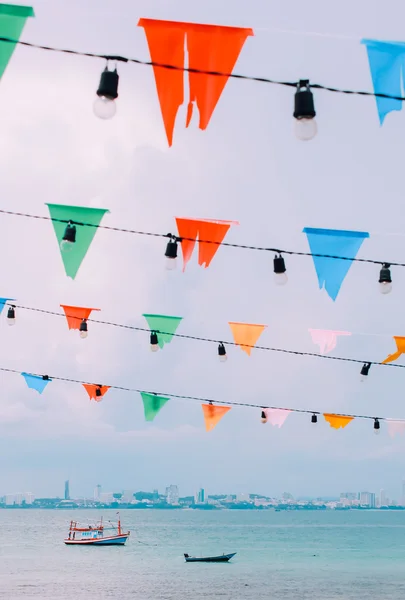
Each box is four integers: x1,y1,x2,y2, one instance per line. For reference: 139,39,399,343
274,272,288,286
7,317,15,326
93,96,117,120
294,118,318,141
80,330,88,339
360,375,367,383
165,257,177,271
219,354,227,363
374,427,380,436
150,344,159,353
60,239,75,252
379,281,392,295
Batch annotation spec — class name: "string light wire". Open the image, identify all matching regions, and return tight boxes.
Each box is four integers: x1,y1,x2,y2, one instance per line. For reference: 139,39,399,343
0,364,401,423
0,208,403,267
0,35,404,102
7,302,405,370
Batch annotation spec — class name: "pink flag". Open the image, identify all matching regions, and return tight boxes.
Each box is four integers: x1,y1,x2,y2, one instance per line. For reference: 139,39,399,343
263,408,291,428
387,420,405,438
309,329,351,355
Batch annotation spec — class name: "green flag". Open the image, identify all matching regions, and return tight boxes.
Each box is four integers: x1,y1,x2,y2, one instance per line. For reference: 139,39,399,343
0,4,34,79
141,392,169,421
46,204,109,279
143,314,182,348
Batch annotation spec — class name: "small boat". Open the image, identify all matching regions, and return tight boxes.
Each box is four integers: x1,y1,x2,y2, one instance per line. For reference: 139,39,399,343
64,513,130,546
184,552,236,563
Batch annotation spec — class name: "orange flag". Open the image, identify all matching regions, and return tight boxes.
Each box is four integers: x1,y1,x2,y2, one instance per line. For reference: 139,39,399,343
228,322,267,355
176,217,237,270
202,403,231,432
382,336,405,364
83,384,110,402
138,18,253,145
60,305,100,330
323,414,354,429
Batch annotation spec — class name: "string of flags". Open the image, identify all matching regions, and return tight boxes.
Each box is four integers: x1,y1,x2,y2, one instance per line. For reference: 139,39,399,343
3,300,405,378
3,365,404,436
0,206,401,302
0,5,404,143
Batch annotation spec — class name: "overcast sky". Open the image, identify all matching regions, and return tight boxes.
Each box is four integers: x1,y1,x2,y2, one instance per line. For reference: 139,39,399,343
1,0,405,500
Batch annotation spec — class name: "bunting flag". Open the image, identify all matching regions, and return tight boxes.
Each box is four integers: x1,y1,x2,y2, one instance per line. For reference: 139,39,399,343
140,392,169,421
263,408,291,428
228,322,267,355
60,305,100,330
382,336,405,364
21,373,51,394
309,329,352,355
303,228,369,301
0,297,15,315
202,403,231,432
143,314,182,348
323,414,354,429
362,39,405,125
46,204,109,279
175,217,237,270
0,4,34,80
138,18,253,146
82,384,110,401
387,420,405,438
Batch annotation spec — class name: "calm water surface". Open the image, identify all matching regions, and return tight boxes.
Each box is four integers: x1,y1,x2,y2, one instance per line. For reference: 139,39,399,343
0,509,404,599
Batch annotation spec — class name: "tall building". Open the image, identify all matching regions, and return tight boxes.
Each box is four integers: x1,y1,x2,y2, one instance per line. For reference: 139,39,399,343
64,480,70,501
94,484,102,502
165,485,179,505
380,489,387,506
360,491,375,507
195,488,205,504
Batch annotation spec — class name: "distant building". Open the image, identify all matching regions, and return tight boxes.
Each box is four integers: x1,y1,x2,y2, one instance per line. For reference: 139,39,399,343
64,480,70,501
99,492,114,504
340,492,357,501
359,491,375,507
121,490,135,503
282,492,294,502
94,484,102,502
5,492,35,506
165,485,179,505
380,489,387,506
195,488,205,504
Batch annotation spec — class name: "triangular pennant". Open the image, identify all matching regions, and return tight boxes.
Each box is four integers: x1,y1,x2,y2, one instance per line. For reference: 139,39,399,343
303,228,369,301
228,322,267,356
263,408,291,428
308,329,351,355
82,384,110,401
21,373,51,394
60,305,100,330
142,314,182,348
361,39,405,124
202,403,231,432
387,420,405,438
140,392,169,421
46,204,109,279
0,4,34,80
175,217,237,270
0,297,15,315
323,413,354,429
382,336,405,364
138,18,253,146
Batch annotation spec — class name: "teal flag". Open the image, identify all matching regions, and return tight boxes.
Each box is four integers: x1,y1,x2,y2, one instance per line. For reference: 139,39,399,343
46,204,109,279
0,4,34,79
140,392,169,421
143,314,182,348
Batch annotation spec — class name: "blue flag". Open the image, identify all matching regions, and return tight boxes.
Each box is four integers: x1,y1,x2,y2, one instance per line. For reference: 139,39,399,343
303,228,369,301
362,39,405,124
21,373,51,394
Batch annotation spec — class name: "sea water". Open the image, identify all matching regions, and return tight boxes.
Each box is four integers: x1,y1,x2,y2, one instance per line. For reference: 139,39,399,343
0,509,404,599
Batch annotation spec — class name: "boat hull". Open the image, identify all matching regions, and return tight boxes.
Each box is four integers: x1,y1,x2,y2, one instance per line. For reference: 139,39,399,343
185,553,236,563
64,534,129,546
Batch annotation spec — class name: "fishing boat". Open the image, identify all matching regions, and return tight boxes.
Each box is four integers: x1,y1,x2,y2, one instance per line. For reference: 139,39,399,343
184,552,236,563
64,513,130,546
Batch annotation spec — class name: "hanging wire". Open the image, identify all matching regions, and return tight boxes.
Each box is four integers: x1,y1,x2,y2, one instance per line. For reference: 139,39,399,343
0,209,403,266
6,365,403,422
0,35,404,102
6,302,405,370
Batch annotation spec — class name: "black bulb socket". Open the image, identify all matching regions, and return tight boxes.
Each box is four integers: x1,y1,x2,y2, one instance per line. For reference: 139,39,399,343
274,254,286,274
379,264,392,284
165,239,178,259
97,67,119,100
294,80,316,120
